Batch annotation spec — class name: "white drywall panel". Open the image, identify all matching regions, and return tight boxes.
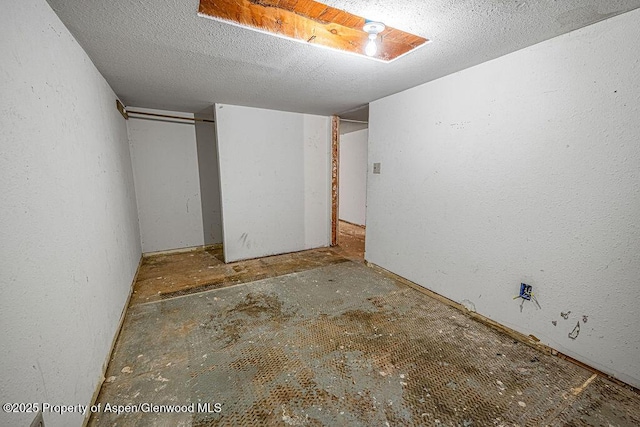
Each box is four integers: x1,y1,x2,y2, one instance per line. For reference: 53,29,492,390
195,106,223,245
366,10,640,387
339,129,368,226
303,114,332,247
215,104,331,262
0,1,142,426
340,121,368,135
127,109,205,253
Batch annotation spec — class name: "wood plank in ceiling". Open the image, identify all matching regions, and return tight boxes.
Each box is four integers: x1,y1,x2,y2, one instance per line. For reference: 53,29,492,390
198,0,428,61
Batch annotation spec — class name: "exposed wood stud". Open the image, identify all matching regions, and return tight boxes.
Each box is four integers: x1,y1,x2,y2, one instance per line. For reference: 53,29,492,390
331,115,339,247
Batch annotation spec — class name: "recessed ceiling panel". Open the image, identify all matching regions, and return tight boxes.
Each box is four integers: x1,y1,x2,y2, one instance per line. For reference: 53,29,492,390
198,0,428,62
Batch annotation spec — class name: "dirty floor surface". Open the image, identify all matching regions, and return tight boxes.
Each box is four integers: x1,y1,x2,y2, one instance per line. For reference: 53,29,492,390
131,247,349,305
333,221,365,262
91,250,639,426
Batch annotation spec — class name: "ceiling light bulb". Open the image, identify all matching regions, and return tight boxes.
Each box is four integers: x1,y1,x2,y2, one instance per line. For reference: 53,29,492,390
363,20,385,58
365,34,377,57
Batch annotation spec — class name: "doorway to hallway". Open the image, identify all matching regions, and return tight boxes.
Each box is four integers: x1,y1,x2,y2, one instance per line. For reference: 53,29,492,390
335,114,368,262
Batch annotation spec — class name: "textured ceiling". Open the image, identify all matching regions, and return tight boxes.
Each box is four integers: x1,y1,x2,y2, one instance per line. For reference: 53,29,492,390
46,0,640,116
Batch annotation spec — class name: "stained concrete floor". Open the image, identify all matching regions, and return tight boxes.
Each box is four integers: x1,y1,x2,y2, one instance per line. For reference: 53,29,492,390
90,224,639,426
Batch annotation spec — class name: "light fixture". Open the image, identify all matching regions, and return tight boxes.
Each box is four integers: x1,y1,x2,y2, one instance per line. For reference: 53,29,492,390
363,20,385,57
199,0,428,61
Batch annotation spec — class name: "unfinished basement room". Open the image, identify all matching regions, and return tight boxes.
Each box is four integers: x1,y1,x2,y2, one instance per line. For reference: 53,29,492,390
2,0,640,426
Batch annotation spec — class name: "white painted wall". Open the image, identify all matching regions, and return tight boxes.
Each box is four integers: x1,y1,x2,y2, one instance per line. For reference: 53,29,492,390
366,10,640,388
0,1,142,426
127,109,205,253
339,129,368,226
195,107,223,245
303,114,332,247
340,121,368,135
215,104,331,262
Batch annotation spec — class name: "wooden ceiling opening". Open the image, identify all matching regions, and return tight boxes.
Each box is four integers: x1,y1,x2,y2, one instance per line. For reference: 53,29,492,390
198,0,428,62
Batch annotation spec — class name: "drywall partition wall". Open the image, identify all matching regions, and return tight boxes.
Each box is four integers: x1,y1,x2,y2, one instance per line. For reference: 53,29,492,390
195,106,223,245
366,9,640,388
215,104,331,262
340,121,368,135
0,1,142,426
339,129,368,226
303,114,333,247
127,109,205,253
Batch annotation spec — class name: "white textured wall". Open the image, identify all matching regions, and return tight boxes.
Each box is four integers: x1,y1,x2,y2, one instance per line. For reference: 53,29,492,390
127,109,205,253
195,107,223,245
366,10,640,388
303,114,332,247
0,1,142,426
339,129,368,226
340,121,368,135
215,104,331,262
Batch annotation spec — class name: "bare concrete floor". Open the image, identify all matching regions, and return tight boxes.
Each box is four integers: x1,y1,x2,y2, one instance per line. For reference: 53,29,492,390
90,242,639,426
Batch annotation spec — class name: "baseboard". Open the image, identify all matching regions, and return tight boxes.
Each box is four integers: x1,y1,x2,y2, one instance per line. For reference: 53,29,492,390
364,260,638,393
83,254,144,427
142,243,223,258
223,244,336,264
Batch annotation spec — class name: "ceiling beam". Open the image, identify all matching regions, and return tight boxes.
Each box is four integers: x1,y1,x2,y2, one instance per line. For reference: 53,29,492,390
198,0,428,61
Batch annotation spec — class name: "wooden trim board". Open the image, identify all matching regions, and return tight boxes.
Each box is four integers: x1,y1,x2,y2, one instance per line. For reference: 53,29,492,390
142,243,223,258
331,115,339,246
83,254,144,426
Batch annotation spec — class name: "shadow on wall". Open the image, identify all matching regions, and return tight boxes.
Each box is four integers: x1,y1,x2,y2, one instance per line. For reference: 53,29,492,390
195,106,223,246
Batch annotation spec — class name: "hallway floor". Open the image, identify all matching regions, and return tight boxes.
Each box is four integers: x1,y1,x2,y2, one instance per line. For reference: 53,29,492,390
333,221,366,262
90,227,639,426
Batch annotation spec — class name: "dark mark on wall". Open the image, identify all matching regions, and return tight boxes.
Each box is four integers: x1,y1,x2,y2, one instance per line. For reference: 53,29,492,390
561,311,571,319
582,315,588,323
568,322,580,340
552,320,557,326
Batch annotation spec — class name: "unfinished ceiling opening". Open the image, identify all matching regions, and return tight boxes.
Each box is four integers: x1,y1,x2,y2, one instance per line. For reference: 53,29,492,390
198,0,428,62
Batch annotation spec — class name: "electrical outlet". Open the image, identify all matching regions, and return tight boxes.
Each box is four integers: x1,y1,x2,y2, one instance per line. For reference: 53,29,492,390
519,283,533,300
373,163,381,174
